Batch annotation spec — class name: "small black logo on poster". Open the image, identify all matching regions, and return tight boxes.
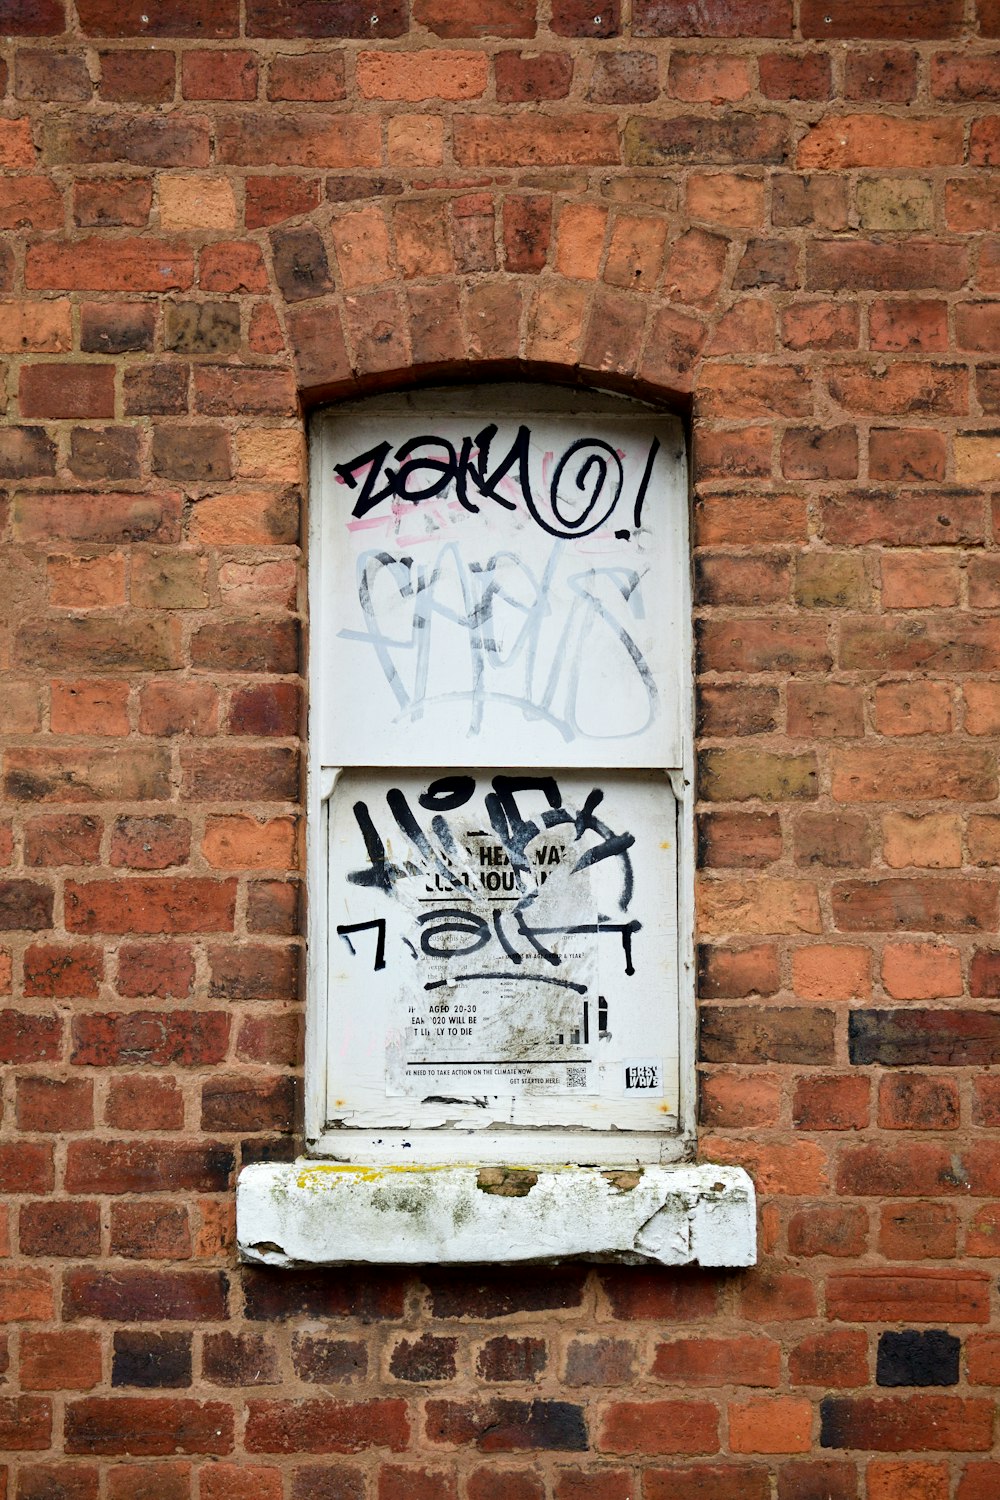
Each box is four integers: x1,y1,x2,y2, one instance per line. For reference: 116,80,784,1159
625,1063,660,1091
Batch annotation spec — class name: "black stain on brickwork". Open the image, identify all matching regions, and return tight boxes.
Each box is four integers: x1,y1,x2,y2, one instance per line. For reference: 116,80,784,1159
876,1329,960,1387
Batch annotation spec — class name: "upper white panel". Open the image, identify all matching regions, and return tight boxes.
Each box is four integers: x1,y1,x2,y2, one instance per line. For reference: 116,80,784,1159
313,394,687,770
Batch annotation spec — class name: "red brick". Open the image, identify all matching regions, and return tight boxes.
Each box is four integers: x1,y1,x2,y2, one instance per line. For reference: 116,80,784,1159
788,1204,868,1257
17,1075,93,1131
702,1137,826,1196
782,300,859,351
20,364,114,420
696,492,806,545
634,0,790,35
182,49,257,98
64,1267,228,1323
0,880,53,930
870,428,946,482
781,425,858,480
106,1076,184,1131
878,1074,960,1130
27,235,194,291
110,1203,192,1260
412,0,535,36
793,1075,869,1131
497,51,572,100
845,47,917,99
700,1072,781,1128
65,879,237,935
23,943,103,999
787,684,863,740
0,0,65,32
71,1010,230,1068
831,748,995,803
699,618,830,673
799,115,962,169
820,1395,992,1453
729,1398,811,1454
808,240,967,292
645,1469,770,1500
65,1397,233,1456
698,810,782,867
0,1009,62,1064
20,1201,101,1257
456,115,618,168
800,0,962,36
67,1140,232,1195
740,1272,818,1323
881,942,962,1000
789,1329,868,1389
760,49,831,98
18,1462,100,1499
0,1267,55,1323
598,1400,718,1455
115,943,195,1000
879,1202,958,1260
0,176,63,233
246,1398,409,1453
73,177,152,228
551,1473,631,1500
106,1461,192,1500
699,945,780,999
99,48,174,102
653,1337,780,1387
828,1267,989,1323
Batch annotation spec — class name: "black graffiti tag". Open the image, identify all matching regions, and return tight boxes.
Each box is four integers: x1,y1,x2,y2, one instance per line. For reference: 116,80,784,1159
334,425,660,539
342,776,641,990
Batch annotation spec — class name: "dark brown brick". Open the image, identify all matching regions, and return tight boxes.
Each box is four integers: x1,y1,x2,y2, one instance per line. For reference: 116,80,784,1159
64,1269,229,1322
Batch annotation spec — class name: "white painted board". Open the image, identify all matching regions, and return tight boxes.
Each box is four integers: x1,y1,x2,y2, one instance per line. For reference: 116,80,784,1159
309,393,692,1161
314,414,687,769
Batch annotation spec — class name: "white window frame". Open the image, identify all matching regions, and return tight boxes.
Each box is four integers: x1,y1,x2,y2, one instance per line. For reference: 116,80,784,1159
303,385,695,1167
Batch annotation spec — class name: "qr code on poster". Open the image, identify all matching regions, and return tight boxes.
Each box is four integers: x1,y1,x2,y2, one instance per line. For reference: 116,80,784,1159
624,1061,661,1092
566,1066,587,1089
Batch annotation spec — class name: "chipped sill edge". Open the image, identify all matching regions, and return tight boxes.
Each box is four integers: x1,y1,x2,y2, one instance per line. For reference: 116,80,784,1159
236,1160,757,1269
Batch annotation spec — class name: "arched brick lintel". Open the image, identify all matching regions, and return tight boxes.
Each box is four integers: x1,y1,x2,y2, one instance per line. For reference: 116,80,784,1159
283,286,701,419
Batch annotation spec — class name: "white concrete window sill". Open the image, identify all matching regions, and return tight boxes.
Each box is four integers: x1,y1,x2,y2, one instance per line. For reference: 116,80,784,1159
236,1161,756,1268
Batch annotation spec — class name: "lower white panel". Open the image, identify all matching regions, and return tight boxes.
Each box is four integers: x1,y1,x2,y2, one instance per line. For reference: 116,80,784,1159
236,1161,756,1268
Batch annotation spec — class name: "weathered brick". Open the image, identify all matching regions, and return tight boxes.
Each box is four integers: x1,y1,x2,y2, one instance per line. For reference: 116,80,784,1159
634,0,791,35
625,112,787,166
799,116,962,169
112,1331,192,1389
807,240,967,292
845,46,917,100
834,876,997,933
800,0,963,37
71,1010,231,1067
246,1398,409,1453
110,1203,192,1260
217,114,380,168
15,490,182,544
789,1329,868,1390
700,1006,835,1065
820,1395,992,1452
20,1201,100,1257
597,1399,716,1455
65,878,237,934
66,1142,234,1195
793,1073,868,1135
849,1009,1000,1067
65,1396,234,1456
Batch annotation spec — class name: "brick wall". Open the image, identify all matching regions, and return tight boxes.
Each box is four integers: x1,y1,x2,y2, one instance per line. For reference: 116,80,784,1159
2,0,1000,1494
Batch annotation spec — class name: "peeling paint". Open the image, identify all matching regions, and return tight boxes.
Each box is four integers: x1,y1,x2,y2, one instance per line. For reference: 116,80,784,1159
238,1160,756,1268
